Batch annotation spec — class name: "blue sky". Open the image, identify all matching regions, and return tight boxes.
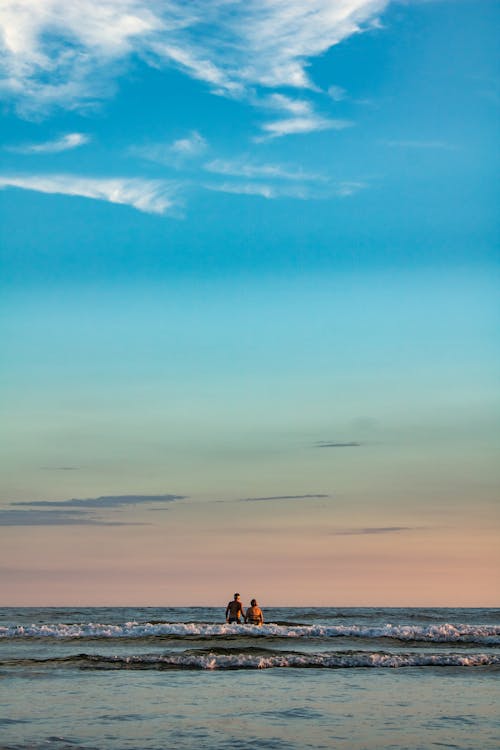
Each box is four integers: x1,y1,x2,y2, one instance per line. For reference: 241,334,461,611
0,0,498,605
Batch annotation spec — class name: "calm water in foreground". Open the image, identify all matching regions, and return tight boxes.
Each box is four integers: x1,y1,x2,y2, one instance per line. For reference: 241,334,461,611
0,607,499,750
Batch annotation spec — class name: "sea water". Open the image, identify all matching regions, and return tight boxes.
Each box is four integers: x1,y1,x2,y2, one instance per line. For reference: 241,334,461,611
0,607,498,750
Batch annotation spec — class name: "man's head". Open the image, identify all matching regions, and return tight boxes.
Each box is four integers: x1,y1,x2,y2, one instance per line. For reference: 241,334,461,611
234,593,240,600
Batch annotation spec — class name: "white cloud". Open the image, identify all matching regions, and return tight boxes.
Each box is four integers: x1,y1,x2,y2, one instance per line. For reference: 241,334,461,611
0,0,164,114
327,85,347,101
0,0,389,114
204,155,367,199
133,130,207,166
204,158,321,182
207,178,367,200
208,182,276,199
205,181,311,200
255,93,353,139
265,93,314,116
259,115,353,139
0,173,180,214
6,132,90,153
335,180,367,196
170,130,207,156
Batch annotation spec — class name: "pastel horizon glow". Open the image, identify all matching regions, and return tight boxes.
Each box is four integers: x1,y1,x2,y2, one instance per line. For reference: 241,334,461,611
1,0,498,606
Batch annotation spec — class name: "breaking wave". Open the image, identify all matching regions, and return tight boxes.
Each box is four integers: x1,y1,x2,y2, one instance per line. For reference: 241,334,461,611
3,649,499,671
1,621,500,644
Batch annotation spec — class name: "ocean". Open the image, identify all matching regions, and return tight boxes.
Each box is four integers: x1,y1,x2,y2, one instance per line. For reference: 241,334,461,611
0,607,498,750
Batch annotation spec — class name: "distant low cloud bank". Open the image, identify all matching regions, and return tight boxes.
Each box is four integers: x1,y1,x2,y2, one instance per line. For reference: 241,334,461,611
0,493,186,526
0,509,137,526
13,493,185,509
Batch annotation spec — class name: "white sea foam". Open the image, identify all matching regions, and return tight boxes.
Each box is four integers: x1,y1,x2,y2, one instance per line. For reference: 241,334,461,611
84,651,500,670
1,621,500,643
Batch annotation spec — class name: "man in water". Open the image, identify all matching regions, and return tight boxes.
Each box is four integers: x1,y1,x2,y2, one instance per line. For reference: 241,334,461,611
225,593,244,624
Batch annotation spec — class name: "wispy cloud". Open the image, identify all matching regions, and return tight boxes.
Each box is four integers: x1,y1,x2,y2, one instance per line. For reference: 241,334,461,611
330,526,416,535
0,1,389,115
170,130,206,156
0,509,139,526
203,154,330,199
1,493,185,525
240,494,330,502
259,115,352,140
335,181,367,197
6,132,90,154
13,493,186,509
327,85,347,102
0,174,181,215
205,168,366,201
132,130,207,166
204,158,321,182
206,182,277,199
315,441,361,448
205,181,315,200
257,94,353,139
264,94,313,116
40,466,80,471
203,149,367,201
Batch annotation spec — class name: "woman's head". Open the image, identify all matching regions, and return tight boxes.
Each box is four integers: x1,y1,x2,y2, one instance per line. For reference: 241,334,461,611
250,598,257,606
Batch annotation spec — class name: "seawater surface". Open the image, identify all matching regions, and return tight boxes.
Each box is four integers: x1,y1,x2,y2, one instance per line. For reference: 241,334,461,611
0,607,498,749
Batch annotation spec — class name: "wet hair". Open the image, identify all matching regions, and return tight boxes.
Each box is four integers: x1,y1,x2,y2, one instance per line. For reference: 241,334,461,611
250,599,257,606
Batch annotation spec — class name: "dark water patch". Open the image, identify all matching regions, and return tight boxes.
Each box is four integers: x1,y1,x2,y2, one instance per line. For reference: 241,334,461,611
217,739,292,750
439,715,478,726
0,740,97,750
258,706,324,720
96,713,149,722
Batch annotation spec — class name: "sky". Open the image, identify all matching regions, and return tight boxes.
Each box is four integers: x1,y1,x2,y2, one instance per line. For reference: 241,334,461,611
0,0,498,607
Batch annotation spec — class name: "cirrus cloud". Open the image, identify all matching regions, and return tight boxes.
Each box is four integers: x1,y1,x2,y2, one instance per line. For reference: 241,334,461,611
131,130,208,166
0,0,389,120
6,132,90,154
0,173,182,215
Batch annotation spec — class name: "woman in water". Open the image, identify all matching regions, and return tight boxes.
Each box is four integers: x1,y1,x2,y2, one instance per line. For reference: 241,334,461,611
245,598,264,626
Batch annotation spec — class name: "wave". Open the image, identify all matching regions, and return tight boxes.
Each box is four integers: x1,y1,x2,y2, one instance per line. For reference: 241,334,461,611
2,650,499,671
1,621,499,644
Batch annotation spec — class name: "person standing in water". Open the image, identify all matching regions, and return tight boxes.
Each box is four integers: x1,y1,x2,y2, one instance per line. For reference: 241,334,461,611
245,598,264,626
225,593,244,624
